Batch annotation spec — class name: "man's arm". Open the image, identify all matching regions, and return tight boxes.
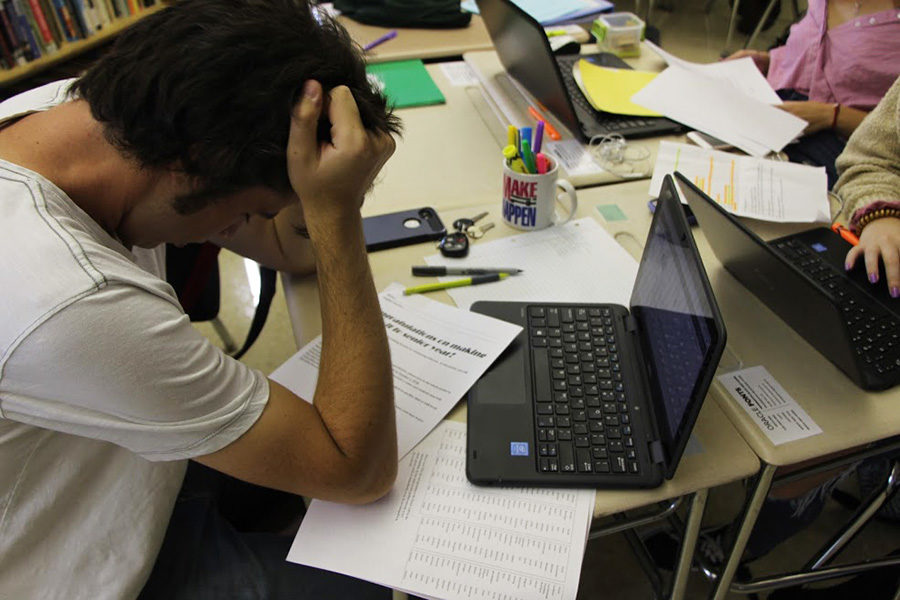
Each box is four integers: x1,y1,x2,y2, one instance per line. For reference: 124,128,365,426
211,203,318,276
196,81,398,503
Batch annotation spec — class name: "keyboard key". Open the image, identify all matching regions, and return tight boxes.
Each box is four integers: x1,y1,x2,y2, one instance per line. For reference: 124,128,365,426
559,443,575,472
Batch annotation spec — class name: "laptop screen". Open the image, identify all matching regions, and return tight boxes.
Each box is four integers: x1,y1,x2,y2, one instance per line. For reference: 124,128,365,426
475,0,581,136
629,177,724,472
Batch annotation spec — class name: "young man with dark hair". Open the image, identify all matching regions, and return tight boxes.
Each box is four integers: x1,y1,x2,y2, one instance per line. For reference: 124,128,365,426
0,0,400,597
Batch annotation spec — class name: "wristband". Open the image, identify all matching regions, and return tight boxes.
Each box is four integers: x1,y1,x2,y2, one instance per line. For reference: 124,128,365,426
851,201,900,234
830,103,841,130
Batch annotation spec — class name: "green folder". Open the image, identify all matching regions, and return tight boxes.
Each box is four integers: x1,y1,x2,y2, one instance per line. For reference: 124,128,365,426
366,60,445,109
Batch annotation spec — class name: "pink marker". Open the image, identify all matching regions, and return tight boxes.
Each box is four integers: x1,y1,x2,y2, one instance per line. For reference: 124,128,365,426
536,153,548,174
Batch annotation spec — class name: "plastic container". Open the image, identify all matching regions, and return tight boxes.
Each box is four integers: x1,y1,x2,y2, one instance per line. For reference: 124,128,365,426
591,12,645,58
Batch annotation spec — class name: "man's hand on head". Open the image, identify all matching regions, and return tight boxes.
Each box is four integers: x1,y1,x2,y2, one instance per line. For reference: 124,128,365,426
286,80,396,230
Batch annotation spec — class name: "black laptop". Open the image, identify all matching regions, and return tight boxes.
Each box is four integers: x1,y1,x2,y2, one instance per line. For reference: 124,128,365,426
466,175,726,488
677,172,900,391
475,0,683,141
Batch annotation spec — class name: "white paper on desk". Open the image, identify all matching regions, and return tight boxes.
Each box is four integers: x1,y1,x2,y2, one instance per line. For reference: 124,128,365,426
288,420,596,600
424,218,639,310
631,65,806,156
270,284,521,458
650,141,830,223
718,366,823,445
644,41,781,105
439,61,479,87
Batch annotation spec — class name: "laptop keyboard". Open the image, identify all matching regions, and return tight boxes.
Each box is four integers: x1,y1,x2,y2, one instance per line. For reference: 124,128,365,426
774,239,900,377
556,55,657,134
528,305,641,476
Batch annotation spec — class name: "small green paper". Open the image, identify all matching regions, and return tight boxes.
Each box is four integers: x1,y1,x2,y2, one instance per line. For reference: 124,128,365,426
596,204,627,222
366,60,445,109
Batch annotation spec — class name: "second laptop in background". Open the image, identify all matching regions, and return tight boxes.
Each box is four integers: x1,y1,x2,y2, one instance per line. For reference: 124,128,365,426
476,0,683,141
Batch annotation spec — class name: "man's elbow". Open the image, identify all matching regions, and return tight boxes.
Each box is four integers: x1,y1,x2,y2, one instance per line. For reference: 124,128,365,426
325,453,399,504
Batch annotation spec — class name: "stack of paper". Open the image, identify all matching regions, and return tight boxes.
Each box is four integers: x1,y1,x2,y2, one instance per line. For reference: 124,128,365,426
631,43,806,156
288,421,595,600
462,0,613,25
650,141,830,223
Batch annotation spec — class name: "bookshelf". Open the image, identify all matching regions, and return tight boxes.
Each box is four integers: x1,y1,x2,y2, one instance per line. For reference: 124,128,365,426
0,2,165,88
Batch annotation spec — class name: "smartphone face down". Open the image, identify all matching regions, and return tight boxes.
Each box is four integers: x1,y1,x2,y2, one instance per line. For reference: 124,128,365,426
363,207,447,252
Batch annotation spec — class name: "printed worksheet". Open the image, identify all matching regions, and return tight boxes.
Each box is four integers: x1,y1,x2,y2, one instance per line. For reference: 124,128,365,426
271,284,521,458
650,141,830,223
717,366,823,445
287,421,595,600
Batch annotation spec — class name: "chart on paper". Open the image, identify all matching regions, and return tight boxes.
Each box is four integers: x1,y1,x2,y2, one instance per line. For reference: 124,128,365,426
287,421,595,600
649,141,830,223
400,426,587,598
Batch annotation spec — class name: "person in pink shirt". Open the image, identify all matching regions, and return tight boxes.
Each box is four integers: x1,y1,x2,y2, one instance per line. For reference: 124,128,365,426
725,0,900,185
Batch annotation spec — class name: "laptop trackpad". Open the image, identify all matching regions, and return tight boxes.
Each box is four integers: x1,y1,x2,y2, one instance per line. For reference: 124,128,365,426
471,333,528,405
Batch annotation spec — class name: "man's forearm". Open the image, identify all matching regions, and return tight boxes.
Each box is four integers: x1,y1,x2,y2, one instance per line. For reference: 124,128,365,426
307,213,396,468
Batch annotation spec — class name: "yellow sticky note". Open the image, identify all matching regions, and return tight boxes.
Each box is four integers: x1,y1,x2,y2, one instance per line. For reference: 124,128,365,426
577,60,661,117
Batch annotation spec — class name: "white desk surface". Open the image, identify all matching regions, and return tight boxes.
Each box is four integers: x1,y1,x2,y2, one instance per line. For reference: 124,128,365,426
339,14,494,64
282,196,759,519
360,64,502,218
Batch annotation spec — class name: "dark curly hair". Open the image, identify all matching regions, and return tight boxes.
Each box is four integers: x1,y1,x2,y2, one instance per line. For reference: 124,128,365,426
72,0,401,211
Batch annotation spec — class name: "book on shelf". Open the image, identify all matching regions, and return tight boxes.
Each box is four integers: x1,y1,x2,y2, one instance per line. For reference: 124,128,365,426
0,0,158,73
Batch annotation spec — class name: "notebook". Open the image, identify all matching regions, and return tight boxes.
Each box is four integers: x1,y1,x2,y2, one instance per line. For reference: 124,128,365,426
677,172,900,391
475,0,683,141
466,175,726,487
366,60,446,109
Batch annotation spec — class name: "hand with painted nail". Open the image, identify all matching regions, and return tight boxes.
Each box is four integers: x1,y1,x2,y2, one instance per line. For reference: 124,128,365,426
845,217,900,298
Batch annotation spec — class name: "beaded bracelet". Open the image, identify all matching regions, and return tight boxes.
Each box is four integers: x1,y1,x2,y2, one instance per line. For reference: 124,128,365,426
856,206,900,234
831,103,841,130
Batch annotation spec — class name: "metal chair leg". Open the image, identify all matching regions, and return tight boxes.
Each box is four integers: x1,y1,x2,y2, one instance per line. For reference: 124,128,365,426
805,461,900,570
671,489,709,600
211,317,238,353
743,0,780,49
709,463,777,600
724,0,742,52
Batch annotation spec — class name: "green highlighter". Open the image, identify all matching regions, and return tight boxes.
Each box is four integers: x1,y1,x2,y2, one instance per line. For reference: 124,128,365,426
404,273,509,295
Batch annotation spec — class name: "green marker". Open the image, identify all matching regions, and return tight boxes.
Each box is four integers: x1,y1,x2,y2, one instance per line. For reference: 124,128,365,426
403,273,510,295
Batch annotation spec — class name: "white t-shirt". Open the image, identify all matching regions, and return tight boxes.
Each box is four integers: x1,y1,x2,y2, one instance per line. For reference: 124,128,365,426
0,81,271,599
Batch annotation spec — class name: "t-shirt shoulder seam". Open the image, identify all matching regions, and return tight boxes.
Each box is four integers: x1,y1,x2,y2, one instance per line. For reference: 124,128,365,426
0,171,108,288
139,373,270,460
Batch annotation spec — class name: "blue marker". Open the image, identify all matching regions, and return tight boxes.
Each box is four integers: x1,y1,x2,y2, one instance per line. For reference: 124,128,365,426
520,126,532,156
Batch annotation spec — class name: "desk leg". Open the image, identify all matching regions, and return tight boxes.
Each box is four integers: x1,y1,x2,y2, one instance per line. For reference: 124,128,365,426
671,489,709,600
710,463,777,600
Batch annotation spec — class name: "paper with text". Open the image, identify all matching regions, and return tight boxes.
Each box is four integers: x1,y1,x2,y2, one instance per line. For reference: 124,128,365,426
270,284,521,457
718,366,822,445
287,421,595,600
651,141,830,223
424,218,639,310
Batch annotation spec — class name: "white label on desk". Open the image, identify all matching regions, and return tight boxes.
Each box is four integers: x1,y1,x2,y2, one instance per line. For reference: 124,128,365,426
545,139,600,177
288,421,595,600
439,61,479,87
718,366,822,445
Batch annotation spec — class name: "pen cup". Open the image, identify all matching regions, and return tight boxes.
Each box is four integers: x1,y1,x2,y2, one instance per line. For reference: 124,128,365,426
501,155,578,231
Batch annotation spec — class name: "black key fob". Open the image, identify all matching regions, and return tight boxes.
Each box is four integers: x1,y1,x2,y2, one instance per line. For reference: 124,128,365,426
438,231,469,258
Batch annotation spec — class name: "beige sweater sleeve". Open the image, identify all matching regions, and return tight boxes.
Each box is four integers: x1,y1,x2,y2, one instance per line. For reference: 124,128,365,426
834,76,900,228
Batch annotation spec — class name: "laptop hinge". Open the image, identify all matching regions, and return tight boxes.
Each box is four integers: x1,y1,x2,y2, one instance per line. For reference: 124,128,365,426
624,314,639,333
648,440,665,465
